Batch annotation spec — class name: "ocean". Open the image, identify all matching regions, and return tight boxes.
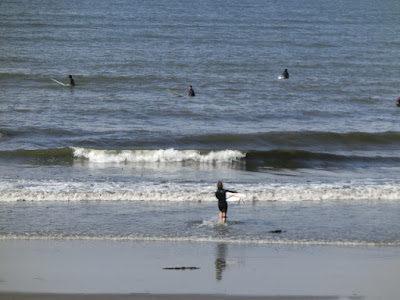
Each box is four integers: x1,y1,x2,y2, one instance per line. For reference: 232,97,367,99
1,0,399,247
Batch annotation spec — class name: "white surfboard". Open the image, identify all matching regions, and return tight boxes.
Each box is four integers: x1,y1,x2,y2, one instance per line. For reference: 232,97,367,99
226,192,245,202
51,78,71,87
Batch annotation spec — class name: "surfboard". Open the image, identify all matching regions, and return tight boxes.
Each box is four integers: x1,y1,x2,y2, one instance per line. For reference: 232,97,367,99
278,75,286,80
167,89,185,97
226,192,245,202
51,78,71,86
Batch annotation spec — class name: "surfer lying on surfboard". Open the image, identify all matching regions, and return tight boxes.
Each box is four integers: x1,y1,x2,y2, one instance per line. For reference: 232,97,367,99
215,181,236,224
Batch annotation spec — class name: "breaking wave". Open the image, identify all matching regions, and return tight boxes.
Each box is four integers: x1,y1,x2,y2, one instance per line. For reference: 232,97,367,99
72,147,245,164
1,146,400,169
1,181,400,202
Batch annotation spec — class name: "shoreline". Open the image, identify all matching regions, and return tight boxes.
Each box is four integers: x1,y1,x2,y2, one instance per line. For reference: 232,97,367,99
0,240,399,299
0,292,339,300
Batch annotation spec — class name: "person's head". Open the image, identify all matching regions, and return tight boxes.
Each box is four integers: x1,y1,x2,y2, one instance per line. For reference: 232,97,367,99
217,181,223,189
69,75,73,78
189,85,192,90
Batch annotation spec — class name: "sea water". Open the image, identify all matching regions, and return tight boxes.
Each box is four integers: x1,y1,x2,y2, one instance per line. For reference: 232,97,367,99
0,0,400,247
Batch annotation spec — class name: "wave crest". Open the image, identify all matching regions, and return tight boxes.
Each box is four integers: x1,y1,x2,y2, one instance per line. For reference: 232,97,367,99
72,147,245,164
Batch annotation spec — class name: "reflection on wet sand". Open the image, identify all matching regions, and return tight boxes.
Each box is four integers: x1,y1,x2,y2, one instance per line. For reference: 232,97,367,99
215,243,227,281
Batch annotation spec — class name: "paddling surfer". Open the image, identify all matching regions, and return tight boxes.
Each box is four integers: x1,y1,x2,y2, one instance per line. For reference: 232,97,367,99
215,181,236,224
187,85,195,97
69,75,75,86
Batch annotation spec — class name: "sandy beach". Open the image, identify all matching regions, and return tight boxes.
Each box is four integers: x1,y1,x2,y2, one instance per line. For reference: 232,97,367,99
0,240,399,300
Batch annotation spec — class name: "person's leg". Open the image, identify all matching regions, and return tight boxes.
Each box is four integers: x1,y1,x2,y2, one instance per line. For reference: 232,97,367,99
223,204,228,224
218,203,228,223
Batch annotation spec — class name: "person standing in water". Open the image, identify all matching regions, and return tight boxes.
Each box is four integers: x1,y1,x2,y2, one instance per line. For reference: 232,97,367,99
69,75,75,86
282,69,289,79
215,181,236,224
187,85,195,97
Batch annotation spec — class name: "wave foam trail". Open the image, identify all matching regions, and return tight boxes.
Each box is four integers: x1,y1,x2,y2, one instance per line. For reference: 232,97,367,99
1,234,398,247
1,180,400,202
72,147,245,164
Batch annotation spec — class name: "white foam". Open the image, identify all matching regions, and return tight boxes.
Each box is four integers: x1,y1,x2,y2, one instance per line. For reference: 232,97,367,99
1,180,400,202
246,183,400,202
72,147,245,164
1,234,398,247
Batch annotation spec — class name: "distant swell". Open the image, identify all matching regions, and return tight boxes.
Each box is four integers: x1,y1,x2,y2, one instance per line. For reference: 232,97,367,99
0,147,74,164
245,149,400,169
3,130,400,151
180,131,400,150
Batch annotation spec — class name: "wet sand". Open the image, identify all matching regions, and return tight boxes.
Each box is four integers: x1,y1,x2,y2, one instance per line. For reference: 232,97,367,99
0,240,399,299
0,293,339,300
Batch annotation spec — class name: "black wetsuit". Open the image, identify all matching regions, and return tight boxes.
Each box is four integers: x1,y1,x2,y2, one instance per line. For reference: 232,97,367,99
70,78,75,86
215,189,235,213
282,70,289,79
188,89,195,97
